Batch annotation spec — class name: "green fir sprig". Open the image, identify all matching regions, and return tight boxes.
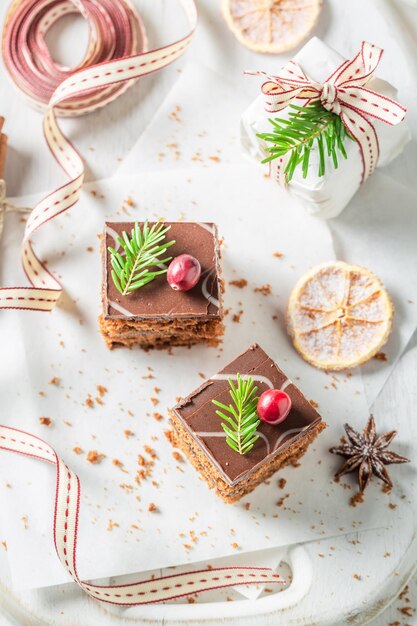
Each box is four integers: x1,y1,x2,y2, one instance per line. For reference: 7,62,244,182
212,374,260,456
257,101,354,183
108,221,175,296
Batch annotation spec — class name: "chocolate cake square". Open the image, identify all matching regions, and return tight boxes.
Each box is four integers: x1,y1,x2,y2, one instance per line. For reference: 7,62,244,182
169,344,325,503
99,222,224,349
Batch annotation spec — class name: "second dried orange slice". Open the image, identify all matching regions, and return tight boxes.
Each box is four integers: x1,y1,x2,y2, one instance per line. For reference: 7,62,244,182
287,261,394,370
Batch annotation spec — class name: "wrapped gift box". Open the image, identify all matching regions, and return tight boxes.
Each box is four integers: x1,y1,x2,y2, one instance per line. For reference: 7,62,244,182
241,37,411,219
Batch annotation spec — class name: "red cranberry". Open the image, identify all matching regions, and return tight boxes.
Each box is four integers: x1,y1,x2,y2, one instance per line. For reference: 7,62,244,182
167,254,201,291
257,389,292,425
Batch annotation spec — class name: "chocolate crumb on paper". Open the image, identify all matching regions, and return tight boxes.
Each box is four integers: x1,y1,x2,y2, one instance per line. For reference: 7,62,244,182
254,284,272,296
96,385,108,397
87,450,106,464
229,279,248,289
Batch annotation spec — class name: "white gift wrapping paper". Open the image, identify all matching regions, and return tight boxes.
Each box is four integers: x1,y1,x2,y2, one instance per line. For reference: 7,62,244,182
240,37,411,220
0,166,405,590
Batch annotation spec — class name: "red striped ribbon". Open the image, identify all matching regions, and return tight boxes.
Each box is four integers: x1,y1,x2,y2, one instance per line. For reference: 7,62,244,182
0,424,284,604
0,0,196,311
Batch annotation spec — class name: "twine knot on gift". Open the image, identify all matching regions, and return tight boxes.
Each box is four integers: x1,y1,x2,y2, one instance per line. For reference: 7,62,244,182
250,41,406,185
319,82,340,115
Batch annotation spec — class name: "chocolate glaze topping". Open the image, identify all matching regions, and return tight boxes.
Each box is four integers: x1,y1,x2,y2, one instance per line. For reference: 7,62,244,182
103,222,222,319
172,344,323,486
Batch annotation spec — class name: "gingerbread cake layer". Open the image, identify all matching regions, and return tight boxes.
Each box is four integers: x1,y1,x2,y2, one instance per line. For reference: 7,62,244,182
100,221,224,350
169,344,325,503
99,316,223,350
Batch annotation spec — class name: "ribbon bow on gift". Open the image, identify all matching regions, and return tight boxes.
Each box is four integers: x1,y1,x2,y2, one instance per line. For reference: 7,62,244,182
253,42,406,183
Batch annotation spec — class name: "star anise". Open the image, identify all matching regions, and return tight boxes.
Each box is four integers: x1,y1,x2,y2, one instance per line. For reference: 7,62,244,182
330,416,409,493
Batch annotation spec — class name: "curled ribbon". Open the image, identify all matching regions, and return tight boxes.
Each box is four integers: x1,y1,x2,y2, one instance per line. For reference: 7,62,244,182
0,425,284,604
0,0,197,311
252,42,406,186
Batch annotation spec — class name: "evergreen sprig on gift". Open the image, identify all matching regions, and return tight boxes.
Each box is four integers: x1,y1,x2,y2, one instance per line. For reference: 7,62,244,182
257,101,354,183
108,221,175,296
212,375,260,455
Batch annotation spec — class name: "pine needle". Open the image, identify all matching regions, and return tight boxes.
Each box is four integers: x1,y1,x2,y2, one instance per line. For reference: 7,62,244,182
212,374,260,455
108,221,175,296
257,101,353,183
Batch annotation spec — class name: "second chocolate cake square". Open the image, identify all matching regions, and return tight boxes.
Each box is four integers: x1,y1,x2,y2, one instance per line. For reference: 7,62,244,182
169,344,326,503
99,221,224,349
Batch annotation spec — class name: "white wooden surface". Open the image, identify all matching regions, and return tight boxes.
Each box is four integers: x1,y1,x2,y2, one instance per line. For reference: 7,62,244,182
0,0,417,624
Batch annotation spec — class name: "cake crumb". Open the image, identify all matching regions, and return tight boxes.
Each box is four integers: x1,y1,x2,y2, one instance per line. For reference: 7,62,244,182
399,586,409,600
124,429,134,438
273,251,284,259
49,377,60,386
309,399,319,409
148,502,158,513
153,412,164,421
276,494,289,508
1,541,7,552
164,430,175,444
278,478,287,489
150,397,159,406
353,573,362,581
112,459,124,468
85,397,94,409
107,519,119,531
229,279,248,289
73,446,83,455
398,606,413,617
39,417,52,426
169,105,181,122
232,311,243,323
349,492,365,507
231,542,239,549
254,284,271,296
172,451,184,463
373,352,388,362
144,445,158,459
21,515,28,529
96,385,108,397
87,450,106,464
86,246,94,253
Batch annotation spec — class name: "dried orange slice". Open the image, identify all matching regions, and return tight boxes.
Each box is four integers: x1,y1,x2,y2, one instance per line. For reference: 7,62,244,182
287,262,394,371
222,0,322,54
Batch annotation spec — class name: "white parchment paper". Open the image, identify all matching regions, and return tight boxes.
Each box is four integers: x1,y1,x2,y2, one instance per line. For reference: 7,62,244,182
117,57,417,407
0,166,404,590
